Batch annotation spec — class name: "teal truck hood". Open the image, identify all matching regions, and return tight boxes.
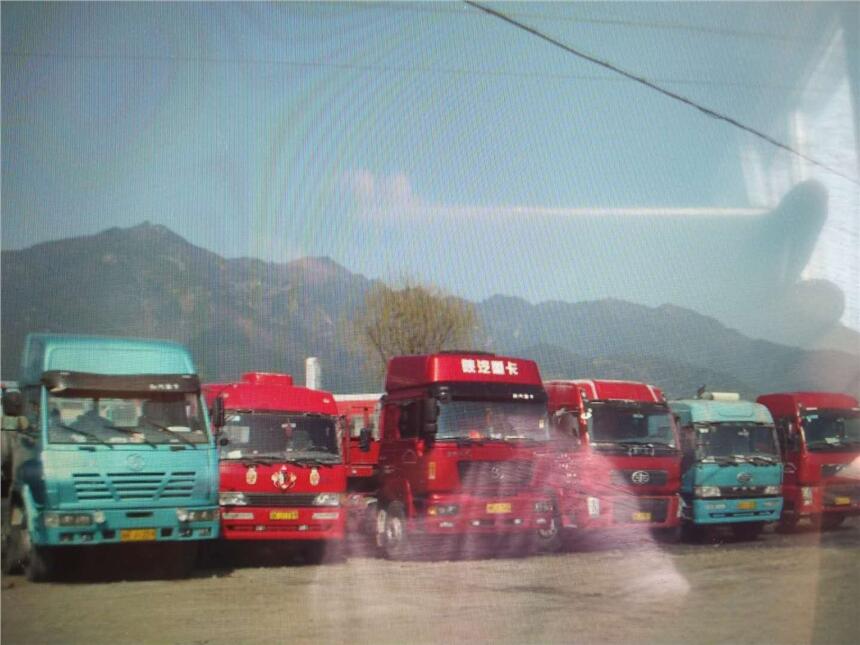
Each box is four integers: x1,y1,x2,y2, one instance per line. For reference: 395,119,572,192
683,462,783,491
39,446,217,510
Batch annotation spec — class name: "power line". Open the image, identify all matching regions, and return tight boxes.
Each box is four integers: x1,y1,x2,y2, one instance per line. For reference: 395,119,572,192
359,2,821,44
1,50,834,95
465,1,859,187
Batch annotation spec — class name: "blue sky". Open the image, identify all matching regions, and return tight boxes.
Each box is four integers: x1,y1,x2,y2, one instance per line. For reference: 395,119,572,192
3,2,858,336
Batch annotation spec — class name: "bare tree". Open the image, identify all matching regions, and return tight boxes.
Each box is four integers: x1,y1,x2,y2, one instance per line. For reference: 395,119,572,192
351,280,480,380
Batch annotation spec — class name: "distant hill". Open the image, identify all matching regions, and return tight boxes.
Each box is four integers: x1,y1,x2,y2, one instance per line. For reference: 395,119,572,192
2,223,858,397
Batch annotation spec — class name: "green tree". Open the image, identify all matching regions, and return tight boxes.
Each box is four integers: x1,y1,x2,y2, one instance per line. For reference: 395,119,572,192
352,280,481,380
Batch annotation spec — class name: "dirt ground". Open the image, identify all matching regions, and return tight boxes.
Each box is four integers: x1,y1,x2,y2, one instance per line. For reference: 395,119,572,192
2,521,859,645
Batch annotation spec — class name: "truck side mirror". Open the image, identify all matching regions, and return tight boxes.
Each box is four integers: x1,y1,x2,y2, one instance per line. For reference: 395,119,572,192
423,398,438,424
1,391,23,418
553,410,580,443
359,427,372,452
211,396,225,429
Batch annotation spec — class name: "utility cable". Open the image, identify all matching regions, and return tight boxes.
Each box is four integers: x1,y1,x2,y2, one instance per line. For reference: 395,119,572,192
465,1,859,187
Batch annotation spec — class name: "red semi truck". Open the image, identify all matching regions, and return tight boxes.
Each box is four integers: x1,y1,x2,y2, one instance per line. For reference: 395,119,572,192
544,379,681,536
756,392,860,530
204,372,346,561
334,394,382,535
371,351,557,559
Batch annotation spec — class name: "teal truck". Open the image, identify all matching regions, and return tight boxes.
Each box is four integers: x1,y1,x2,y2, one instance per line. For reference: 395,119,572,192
1,334,219,580
670,392,783,540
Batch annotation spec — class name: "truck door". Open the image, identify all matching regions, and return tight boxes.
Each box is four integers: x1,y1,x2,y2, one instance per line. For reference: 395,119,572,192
378,400,423,511
777,417,801,490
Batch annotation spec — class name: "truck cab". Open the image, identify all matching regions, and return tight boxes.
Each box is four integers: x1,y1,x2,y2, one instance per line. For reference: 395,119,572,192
205,372,346,561
545,379,681,536
1,334,219,581
334,394,382,534
670,393,783,540
756,392,860,530
373,352,556,560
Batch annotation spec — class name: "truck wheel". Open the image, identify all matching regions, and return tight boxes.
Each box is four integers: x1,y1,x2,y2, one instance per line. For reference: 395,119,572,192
18,507,55,582
1,504,25,575
381,501,411,561
680,521,704,543
731,522,763,541
651,526,682,544
776,513,799,533
535,513,564,554
818,514,845,531
161,542,198,579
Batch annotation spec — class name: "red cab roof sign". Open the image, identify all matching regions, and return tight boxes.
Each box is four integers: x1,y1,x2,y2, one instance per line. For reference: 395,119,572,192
202,372,336,416
545,379,665,410
385,353,542,391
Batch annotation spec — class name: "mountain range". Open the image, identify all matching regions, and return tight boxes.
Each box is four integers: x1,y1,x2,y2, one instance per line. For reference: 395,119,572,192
2,223,858,398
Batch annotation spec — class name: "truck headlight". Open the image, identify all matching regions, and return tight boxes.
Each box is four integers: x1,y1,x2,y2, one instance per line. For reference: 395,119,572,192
763,485,781,496
428,504,459,516
694,486,721,498
44,512,93,528
312,493,340,507
801,487,813,504
219,491,248,506
177,508,219,522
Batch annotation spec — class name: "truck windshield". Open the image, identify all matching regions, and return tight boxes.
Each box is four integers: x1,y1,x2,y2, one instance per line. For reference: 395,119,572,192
47,392,209,445
695,423,779,459
587,404,677,449
802,410,860,451
436,400,549,442
219,412,341,461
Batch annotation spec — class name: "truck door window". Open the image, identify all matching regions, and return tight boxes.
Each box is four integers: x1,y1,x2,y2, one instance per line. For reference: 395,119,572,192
398,401,420,439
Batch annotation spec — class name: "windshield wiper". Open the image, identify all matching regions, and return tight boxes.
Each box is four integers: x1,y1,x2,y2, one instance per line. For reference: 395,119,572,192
55,423,113,448
746,455,778,465
806,440,848,451
140,416,197,448
100,423,159,449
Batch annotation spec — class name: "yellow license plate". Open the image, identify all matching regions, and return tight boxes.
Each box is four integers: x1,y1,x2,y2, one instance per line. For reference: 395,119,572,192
486,503,512,514
833,496,851,506
737,501,756,510
269,510,299,520
632,512,652,522
120,528,156,542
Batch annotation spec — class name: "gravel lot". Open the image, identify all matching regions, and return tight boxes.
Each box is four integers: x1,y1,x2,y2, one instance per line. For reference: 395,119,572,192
2,521,859,644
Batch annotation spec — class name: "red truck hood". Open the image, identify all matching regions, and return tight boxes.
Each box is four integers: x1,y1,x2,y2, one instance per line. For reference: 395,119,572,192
797,450,860,486
563,451,681,495
220,460,346,493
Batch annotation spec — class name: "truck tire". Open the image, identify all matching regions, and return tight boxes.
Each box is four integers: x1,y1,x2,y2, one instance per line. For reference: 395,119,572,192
381,501,411,561
680,521,704,543
818,514,846,531
161,542,198,579
535,513,564,554
5,506,56,581
1,504,25,575
731,522,763,541
776,512,799,533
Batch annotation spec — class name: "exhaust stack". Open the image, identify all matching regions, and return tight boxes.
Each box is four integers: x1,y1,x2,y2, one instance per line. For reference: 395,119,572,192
305,357,321,390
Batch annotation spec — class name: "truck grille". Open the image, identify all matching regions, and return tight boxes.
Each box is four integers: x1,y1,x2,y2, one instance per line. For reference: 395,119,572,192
823,485,860,505
243,493,319,507
611,470,669,487
457,461,533,495
612,497,669,523
72,472,196,502
716,486,777,498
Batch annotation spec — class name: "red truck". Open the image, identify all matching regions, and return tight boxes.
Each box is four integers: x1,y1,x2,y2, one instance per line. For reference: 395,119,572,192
204,372,346,561
371,351,557,559
756,392,860,530
334,394,382,535
544,379,681,537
